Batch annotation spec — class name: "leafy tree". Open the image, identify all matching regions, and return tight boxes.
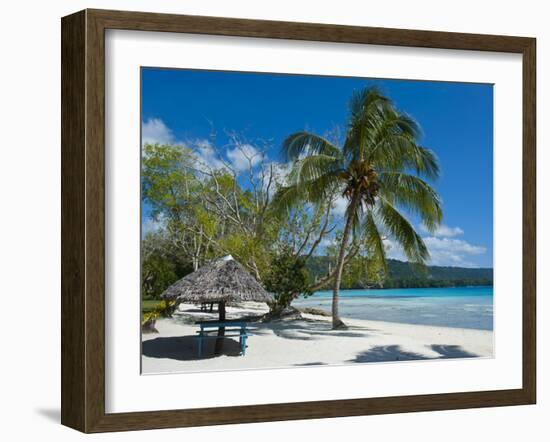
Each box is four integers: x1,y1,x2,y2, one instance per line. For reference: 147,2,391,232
275,87,442,328
141,231,193,299
142,143,214,271
142,143,198,217
141,248,177,299
142,139,290,283
263,247,312,313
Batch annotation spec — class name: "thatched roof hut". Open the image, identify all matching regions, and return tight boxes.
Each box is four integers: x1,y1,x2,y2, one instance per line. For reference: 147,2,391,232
161,256,272,320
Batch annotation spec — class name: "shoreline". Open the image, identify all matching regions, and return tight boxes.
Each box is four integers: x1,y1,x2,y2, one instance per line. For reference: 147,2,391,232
311,284,494,291
294,286,494,331
296,306,489,332
142,302,493,374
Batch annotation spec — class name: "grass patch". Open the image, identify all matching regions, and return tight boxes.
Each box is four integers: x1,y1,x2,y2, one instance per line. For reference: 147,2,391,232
142,299,163,320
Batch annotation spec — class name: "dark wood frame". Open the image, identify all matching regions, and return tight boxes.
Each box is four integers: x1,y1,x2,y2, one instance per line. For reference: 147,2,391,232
61,8,536,433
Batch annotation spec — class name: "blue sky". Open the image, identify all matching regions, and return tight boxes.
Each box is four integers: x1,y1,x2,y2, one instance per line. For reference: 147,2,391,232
141,68,493,268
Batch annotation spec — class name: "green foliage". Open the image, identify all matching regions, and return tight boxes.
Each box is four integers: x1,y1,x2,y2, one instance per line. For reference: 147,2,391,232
305,257,492,289
276,86,443,272
384,259,492,288
272,86,447,325
137,92,485,324
142,143,199,216
142,299,164,313
263,247,312,312
339,255,379,289
141,231,193,299
141,300,177,325
141,247,178,299
142,143,222,273
141,140,299,298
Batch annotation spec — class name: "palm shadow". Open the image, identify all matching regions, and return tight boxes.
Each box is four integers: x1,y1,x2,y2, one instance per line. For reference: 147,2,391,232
348,344,480,363
142,335,242,361
293,361,328,366
430,344,479,359
349,345,427,362
256,319,370,341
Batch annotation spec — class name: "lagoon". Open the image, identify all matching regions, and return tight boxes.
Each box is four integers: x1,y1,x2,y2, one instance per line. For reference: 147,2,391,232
293,286,493,330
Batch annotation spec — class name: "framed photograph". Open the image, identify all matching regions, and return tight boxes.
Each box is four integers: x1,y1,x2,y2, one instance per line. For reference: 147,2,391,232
61,9,536,433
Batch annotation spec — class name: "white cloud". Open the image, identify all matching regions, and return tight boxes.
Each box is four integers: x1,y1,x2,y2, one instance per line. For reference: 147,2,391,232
420,223,464,237
142,118,177,145
422,237,486,267
257,161,292,196
141,120,263,175
270,162,292,184
384,238,407,261
142,215,165,237
332,196,348,217
141,119,227,173
422,237,486,255
384,235,487,268
426,250,476,267
226,144,261,172
193,139,227,171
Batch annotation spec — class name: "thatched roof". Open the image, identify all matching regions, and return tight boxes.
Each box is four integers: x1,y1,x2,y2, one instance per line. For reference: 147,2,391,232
161,256,273,304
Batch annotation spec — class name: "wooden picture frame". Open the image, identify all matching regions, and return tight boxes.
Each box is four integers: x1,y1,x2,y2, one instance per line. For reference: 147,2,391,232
61,8,536,433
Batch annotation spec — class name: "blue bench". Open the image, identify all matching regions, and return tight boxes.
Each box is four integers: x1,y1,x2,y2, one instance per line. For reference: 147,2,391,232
195,321,249,358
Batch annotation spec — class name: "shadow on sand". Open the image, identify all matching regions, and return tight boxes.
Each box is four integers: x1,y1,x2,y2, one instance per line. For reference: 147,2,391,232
142,335,242,361
429,344,479,359
293,361,328,367
255,320,371,341
348,344,479,363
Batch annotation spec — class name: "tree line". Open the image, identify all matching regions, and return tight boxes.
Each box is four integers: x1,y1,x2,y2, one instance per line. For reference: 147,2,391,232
306,256,492,289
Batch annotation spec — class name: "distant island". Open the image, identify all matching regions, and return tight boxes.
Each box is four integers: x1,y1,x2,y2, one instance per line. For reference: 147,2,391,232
306,257,493,289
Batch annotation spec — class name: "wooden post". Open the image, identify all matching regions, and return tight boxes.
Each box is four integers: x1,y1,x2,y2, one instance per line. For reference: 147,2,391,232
214,301,226,354
218,301,226,321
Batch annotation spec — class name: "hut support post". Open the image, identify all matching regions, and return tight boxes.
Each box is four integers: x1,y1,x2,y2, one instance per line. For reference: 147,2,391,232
218,301,226,321
214,301,226,354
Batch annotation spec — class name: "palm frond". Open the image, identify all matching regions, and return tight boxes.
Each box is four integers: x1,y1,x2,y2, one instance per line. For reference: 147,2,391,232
368,134,417,171
348,87,390,118
369,109,419,146
272,171,342,214
346,195,363,238
344,87,392,161
378,172,442,231
406,145,440,180
390,111,421,139
377,198,429,264
364,210,388,273
282,132,342,162
286,154,343,185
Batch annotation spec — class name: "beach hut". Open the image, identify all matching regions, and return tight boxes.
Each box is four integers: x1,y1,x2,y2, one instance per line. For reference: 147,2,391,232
161,255,273,321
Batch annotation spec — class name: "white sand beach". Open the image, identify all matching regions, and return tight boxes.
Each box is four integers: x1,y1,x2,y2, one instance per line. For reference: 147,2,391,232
141,302,493,374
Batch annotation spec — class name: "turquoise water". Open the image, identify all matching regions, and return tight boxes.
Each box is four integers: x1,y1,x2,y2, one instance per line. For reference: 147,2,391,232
293,286,493,330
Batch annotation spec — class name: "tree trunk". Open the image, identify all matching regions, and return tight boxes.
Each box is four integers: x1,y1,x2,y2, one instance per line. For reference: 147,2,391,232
249,258,262,281
332,193,360,329
307,243,360,292
214,301,226,354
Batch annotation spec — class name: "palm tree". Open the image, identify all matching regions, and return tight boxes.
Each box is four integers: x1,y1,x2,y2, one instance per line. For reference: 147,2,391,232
275,87,442,329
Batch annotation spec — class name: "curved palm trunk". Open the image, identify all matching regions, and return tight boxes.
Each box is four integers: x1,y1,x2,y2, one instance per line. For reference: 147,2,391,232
332,192,360,329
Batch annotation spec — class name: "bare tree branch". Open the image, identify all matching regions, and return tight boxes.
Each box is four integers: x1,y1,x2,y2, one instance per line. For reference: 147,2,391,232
308,243,360,292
